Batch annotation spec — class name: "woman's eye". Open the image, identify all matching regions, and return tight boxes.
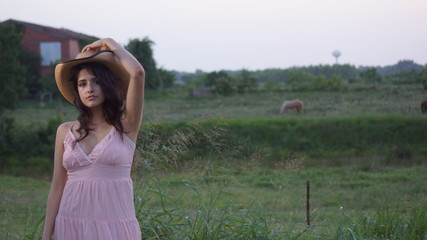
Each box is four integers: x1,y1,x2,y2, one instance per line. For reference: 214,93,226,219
78,83,86,87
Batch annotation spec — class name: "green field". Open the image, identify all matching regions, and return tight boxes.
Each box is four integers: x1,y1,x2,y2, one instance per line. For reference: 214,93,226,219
8,84,427,123
2,84,427,239
2,166,426,239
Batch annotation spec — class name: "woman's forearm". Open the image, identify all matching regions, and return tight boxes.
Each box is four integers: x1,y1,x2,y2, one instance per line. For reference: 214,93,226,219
42,184,65,240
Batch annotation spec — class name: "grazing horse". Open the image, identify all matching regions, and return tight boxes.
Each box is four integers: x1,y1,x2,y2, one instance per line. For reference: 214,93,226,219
421,101,427,113
280,99,304,114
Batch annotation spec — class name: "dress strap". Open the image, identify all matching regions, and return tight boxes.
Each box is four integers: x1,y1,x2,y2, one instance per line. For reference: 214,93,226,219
69,121,78,132
64,121,78,147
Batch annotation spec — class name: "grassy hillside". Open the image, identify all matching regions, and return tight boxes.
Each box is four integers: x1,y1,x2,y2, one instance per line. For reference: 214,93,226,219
2,85,427,175
8,84,427,123
2,84,427,239
137,116,427,170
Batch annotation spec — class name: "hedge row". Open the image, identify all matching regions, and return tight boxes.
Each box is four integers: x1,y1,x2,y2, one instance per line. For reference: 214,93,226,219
0,116,61,176
139,116,427,167
2,115,426,175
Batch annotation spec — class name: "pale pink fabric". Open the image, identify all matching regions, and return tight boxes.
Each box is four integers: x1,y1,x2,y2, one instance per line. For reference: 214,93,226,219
54,126,141,240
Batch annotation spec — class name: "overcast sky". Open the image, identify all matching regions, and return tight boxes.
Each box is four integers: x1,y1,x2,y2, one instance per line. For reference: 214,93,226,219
1,0,427,72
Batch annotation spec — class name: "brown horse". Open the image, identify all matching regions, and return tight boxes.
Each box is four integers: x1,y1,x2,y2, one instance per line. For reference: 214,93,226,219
421,101,427,113
280,99,304,114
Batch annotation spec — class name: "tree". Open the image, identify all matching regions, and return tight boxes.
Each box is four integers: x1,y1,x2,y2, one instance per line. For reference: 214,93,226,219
236,69,258,93
0,23,28,154
19,48,41,96
213,76,235,95
186,73,207,90
158,68,175,88
264,79,279,91
125,37,160,90
286,70,315,90
328,74,347,90
314,75,330,90
360,67,382,83
205,71,229,87
40,63,60,97
0,23,27,114
377,60,424,76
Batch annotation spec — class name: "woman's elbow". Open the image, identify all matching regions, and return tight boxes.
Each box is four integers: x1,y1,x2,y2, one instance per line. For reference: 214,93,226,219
132,66,145,80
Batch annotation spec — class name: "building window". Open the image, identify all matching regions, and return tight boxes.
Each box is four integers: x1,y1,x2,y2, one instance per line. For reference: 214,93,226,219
40,42,61,66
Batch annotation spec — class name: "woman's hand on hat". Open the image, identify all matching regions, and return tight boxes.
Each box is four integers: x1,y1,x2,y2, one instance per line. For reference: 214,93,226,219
82,38,117,53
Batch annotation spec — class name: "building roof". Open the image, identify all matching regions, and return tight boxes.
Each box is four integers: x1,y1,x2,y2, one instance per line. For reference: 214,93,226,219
2,19,97,40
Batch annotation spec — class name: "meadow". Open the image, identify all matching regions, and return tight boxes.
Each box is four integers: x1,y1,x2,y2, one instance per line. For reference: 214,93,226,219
9,84,426,123
1,84,427,239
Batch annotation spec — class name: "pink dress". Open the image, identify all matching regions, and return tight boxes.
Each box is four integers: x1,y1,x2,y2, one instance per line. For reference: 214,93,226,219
54,126,141,240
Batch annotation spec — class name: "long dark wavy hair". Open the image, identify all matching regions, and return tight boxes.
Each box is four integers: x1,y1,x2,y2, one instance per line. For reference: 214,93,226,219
70,62,126,142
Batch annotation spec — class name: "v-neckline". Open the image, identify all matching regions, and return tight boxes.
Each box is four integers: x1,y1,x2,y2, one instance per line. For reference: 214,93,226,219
68,127,115,159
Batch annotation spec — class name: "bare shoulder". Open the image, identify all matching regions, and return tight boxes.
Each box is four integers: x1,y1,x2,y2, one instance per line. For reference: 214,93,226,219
56,121,74,139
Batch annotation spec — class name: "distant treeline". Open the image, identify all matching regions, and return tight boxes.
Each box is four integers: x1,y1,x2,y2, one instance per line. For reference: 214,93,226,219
175,60,426,86
177,60,427,95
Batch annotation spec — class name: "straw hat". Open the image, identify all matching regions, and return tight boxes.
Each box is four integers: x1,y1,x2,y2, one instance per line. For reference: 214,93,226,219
55,50,130,105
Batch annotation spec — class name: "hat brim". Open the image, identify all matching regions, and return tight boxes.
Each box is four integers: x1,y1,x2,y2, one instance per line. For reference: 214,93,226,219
55,50,130,105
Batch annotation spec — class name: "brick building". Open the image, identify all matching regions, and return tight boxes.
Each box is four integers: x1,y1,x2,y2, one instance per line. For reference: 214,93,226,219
2,19,97,76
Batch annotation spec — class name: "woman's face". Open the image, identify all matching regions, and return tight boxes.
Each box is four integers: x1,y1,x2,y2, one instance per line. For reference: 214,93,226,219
77,68,105,108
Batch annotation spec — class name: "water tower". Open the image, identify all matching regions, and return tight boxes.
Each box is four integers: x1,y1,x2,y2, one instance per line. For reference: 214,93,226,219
332,50,341,64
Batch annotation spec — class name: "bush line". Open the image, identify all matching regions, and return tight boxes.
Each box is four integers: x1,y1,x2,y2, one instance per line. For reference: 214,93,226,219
2,115,426,175
141,116,427,166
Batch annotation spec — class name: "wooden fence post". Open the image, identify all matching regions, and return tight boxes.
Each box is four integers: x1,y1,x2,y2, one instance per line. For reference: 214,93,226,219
306,180,310,226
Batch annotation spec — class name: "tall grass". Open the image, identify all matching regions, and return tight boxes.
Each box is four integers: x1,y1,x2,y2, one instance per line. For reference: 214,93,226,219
4,161,427,240
332,208,427,240
134,171,287,239
16,170,427,240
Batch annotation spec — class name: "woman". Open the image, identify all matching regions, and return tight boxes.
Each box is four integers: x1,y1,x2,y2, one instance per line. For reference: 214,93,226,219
42,38,145,240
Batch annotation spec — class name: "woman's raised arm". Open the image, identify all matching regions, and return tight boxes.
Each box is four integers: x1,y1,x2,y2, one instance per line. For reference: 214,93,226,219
82,38,145,141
